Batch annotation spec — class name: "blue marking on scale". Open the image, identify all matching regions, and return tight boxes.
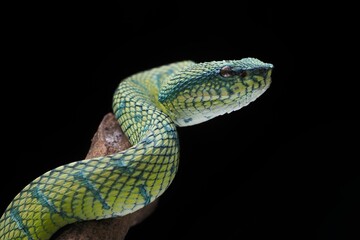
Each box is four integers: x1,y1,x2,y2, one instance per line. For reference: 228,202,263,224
30,186,64,216
184,118,192,123
164,123,176,138
73,171,110,210
10,208,33,240
137,184,151,205
112,156,134,174
115,100,126,118
170,164,176,174
134,114,142,122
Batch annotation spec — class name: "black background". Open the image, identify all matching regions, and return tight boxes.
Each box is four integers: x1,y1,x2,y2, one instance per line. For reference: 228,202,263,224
1,2,358,240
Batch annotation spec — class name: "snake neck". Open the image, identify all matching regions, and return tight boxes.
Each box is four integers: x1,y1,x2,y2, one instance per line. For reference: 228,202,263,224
113,61,195,143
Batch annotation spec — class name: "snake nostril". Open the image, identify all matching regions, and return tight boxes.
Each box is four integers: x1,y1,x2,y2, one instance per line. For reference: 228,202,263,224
239,70,247,78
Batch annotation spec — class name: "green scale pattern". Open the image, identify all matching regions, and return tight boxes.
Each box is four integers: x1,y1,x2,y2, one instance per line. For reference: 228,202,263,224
0,62,192,240
0,58,273,239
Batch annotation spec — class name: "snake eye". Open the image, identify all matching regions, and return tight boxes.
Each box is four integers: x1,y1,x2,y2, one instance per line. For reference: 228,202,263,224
220,66,234,78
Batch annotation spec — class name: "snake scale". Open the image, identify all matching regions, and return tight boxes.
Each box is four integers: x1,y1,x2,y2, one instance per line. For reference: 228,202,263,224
0,57,273,239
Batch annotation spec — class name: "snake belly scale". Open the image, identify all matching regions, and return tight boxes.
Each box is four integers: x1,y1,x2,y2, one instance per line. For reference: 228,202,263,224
0,58,273,239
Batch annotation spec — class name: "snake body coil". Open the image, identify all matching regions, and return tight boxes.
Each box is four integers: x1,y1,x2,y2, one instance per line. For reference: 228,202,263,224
0,58,273,239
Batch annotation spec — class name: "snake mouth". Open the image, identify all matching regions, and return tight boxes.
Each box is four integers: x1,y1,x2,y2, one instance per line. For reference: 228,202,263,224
217,68,272,115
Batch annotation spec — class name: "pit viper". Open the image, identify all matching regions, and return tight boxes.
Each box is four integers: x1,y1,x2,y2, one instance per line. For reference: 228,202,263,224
0,57,273,239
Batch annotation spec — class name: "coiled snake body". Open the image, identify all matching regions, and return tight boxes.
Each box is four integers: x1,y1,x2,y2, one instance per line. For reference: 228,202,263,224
0,58,273,239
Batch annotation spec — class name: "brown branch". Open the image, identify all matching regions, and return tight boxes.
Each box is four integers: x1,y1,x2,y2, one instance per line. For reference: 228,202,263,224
52,113,158,240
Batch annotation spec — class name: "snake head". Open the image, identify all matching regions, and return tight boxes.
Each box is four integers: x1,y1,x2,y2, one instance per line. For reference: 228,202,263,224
159,57,273,126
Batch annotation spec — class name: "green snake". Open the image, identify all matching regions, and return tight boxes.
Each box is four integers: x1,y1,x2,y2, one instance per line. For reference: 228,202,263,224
0,57,273,239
